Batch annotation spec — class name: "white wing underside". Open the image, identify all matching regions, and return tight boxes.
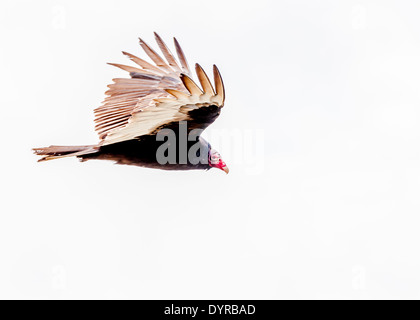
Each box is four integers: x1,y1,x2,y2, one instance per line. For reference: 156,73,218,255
95,33,225,146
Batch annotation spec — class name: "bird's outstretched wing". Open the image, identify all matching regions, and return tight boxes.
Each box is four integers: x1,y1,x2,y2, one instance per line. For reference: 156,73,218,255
95,33,225,146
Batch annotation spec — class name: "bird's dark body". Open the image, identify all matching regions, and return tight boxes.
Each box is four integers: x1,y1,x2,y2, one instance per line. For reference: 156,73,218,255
80,134,211,171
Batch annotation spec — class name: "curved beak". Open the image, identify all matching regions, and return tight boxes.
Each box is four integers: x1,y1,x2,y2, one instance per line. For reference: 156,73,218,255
222,166,230,174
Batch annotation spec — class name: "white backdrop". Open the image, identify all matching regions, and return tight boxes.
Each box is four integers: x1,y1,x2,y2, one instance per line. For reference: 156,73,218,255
1,0,420,299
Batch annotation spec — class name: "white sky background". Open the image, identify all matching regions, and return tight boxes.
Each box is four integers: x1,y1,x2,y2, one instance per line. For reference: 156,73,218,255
1,0,420,299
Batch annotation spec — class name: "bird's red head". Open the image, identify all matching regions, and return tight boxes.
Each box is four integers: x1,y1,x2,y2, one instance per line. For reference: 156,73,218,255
209,150,229,174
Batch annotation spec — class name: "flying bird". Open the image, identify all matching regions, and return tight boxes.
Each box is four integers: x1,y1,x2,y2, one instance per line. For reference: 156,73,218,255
33,33,228,173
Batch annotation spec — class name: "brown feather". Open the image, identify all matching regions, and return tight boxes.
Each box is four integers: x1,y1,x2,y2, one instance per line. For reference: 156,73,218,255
97,121,129,136
107,63,151,74
165,89,190,99
174,37,191,75
122,51,165,74
195,64,215,95
213,65,225,105
180,74,203,95
95,116,131,130
138,38,172,71
95,112,132,123
154,32,181,72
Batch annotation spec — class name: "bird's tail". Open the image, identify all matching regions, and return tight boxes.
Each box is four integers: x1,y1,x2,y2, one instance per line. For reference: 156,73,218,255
33,145,99,162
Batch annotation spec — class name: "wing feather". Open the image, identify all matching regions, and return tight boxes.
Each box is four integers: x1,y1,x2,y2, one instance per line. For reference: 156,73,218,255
138,37,172,72
154,32,181,72
165,89,190,99
122,51,166,75
180,74,203,95
174,37,191,74
213,65,225,106
195,63,215,96
107,63,154,75
96,116,131,129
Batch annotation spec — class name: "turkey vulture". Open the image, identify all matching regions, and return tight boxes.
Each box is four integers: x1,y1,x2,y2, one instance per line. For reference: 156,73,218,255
33,33,229,173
